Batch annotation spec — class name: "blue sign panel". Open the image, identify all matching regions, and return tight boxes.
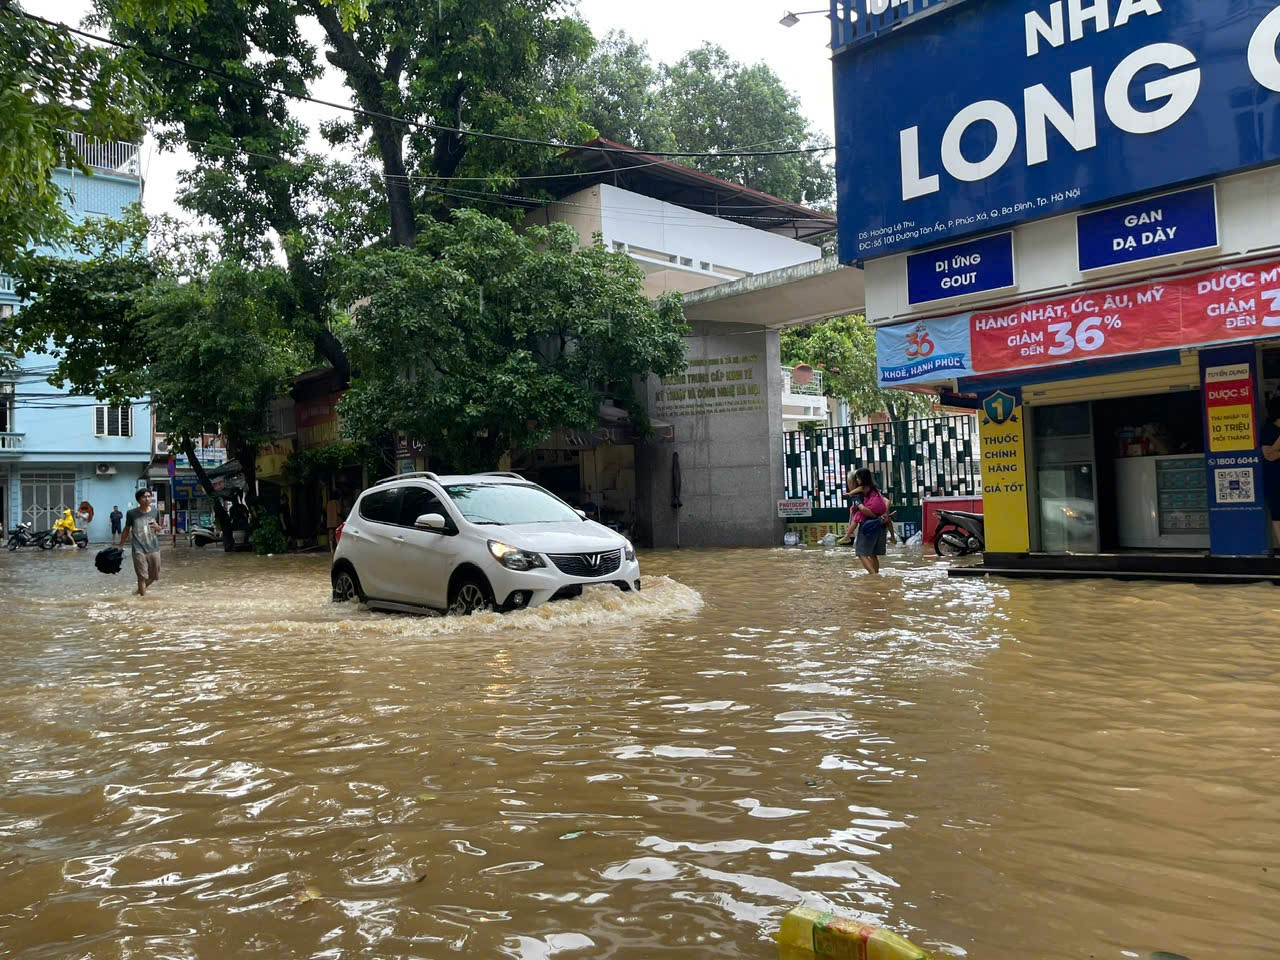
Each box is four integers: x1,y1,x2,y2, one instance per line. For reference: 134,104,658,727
1200,344,1269,557
907,232,1015,306
876,313,974,386
1077,185,1218,272
834,1,1280,262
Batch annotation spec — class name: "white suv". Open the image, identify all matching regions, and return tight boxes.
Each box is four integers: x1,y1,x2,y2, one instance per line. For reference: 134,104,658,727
331,472,640,615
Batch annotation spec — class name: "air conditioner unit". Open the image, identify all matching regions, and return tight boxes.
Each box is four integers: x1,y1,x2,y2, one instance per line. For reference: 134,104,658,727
154,437,172,455
95,463,117,476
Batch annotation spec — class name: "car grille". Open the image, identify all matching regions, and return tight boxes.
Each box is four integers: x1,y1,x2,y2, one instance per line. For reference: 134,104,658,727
546,549,622,577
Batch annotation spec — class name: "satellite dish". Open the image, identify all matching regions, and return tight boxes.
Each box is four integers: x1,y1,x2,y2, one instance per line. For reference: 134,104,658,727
792,364,815,386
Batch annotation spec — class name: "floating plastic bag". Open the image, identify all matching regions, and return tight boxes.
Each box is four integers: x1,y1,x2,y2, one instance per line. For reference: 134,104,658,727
783,531,801,547
819,532,837,547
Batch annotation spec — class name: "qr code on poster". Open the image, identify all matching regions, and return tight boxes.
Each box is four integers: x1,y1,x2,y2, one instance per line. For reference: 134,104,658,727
1214,468,1255,504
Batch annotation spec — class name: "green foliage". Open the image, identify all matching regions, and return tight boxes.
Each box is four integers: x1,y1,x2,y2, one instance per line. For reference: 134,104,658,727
6,209,159,399
137,262,305,453
250,513,288,555
0,4,146,266
283,441,374,485
578,32,672,153
580,38,833,206
782,316,936,422
338,208,688,472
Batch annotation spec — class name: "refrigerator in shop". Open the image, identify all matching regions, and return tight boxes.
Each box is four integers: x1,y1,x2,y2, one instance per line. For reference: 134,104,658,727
1115,455,1209,550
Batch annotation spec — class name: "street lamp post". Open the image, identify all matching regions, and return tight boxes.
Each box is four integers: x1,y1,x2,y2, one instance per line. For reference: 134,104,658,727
779,7,829,27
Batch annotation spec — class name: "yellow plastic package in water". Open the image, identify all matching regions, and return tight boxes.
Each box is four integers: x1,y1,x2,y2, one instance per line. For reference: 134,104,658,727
776,906,931,960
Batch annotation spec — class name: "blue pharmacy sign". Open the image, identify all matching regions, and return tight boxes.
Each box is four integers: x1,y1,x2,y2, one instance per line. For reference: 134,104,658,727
834,0,1280,262
907,232,1015,306
876,313,974,386
1200,344,1269,557
1076,184,1218,272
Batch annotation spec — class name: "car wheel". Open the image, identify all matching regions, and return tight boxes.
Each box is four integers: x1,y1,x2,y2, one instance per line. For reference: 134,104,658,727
448,575,492,616
332,566,364,603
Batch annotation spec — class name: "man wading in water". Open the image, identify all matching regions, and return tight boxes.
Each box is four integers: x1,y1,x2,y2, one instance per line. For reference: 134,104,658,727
119,489,162,596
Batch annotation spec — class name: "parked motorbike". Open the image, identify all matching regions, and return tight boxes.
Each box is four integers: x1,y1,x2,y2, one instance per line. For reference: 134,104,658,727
6,522,42,550
933,510,985,557
188,524,219,548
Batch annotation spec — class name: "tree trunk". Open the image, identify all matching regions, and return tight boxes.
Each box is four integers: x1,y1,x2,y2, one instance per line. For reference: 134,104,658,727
183,433,234,550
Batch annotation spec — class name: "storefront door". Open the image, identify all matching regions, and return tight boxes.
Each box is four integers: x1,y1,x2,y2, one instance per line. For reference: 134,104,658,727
1032,403,1099,554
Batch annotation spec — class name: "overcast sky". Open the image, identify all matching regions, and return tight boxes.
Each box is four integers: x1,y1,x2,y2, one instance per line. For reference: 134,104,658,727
43,0,836,219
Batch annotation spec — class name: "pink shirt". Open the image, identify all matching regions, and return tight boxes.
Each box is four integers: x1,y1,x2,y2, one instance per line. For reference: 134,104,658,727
855,490,887,524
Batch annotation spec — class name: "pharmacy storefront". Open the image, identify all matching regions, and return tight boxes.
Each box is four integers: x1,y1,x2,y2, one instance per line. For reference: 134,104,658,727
832,0,1280,578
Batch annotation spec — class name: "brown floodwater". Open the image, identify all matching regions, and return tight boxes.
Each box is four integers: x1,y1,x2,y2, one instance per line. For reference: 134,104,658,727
0,544,1277,959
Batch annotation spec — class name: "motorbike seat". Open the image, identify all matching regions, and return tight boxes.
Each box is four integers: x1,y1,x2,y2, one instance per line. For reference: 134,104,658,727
940,510,985,523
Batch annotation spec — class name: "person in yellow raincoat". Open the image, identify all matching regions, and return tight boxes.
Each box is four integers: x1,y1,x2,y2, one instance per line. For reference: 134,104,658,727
52,508,79,546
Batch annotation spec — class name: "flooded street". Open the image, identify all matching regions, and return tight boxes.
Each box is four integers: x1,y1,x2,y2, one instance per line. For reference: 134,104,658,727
1,546,1277,960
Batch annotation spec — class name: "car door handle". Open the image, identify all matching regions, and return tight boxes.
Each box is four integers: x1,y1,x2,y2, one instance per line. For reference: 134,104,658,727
393,536,406,544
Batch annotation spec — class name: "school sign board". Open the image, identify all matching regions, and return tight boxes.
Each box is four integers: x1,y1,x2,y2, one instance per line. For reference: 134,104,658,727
834,0,1280,262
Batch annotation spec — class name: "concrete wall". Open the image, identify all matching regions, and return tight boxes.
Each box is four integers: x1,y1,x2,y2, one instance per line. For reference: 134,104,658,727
636,323,785,547
526,184,823,299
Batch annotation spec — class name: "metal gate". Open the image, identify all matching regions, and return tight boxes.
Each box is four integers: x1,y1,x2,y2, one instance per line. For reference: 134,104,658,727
784,416,981,529
21,472,76,531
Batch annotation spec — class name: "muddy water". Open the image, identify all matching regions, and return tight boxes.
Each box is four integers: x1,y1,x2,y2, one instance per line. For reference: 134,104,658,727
0,546,1277,960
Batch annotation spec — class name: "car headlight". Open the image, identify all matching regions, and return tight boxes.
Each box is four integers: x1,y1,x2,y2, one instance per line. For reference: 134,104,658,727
623,540,636,562
488,540,546,571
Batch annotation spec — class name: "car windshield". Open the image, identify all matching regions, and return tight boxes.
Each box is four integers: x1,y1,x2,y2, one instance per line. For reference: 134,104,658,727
444,484,581,525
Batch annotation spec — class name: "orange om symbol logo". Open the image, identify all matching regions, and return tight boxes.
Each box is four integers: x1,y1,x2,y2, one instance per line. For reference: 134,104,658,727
905,326,935,359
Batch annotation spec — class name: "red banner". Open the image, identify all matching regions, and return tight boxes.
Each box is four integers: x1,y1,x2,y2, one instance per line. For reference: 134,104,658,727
970,258,1280,374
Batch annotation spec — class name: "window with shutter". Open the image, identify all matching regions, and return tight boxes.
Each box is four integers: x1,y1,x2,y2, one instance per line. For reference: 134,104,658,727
95,406,106,436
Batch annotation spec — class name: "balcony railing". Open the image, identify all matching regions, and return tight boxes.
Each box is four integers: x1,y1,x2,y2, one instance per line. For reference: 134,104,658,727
0,433,24,455
831,0,967,53
782,366,825,397
61,131,141,178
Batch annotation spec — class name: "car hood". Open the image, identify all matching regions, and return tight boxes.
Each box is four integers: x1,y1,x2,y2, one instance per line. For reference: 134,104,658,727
484,520,626,553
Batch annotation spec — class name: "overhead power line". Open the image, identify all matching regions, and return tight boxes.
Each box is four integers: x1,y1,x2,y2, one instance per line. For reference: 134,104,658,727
18,9,835,161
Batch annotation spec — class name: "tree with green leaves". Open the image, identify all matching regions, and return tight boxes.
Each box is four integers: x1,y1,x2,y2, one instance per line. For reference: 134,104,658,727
579,37,833,206
98,0,597,377
339,209,688,472
4,212,308,537
782,315,936,423
578,31,672,154
0,2,148,267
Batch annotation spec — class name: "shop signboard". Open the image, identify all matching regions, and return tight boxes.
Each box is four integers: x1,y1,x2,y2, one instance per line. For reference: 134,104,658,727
978,387,1029,553
173,443,226,470
1200,345,1268,556
1076,185,1219,272
877,255,1280,385
906,233,1015,306
834,1,1280,261
296,394,343,450
877,314,975,385
777,498,813,519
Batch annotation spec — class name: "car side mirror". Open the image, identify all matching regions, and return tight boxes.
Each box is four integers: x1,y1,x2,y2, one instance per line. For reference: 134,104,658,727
415,513,447,530
574,509,587,519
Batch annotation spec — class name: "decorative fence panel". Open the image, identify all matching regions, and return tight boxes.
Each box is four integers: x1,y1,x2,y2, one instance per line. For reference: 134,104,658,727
783,415,981,532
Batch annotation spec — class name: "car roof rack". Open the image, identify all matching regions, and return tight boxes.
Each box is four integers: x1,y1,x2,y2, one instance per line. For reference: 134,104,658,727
478,471,525,479
372,471,440,487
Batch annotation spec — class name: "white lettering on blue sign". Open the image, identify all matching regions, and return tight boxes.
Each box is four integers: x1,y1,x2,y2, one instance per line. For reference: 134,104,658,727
901,29,1211,201
1024,0,1164,58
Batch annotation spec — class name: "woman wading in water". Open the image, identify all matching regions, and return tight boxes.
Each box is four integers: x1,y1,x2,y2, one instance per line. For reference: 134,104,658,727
848,469,889,574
